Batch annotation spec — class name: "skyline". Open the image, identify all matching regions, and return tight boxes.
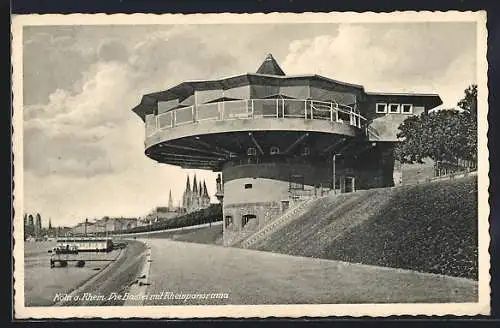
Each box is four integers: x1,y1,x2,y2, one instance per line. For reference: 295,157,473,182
22,22,477,227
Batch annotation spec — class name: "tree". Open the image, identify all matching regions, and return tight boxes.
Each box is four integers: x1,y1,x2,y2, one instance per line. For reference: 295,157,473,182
457,84,477,117
395,85,477,164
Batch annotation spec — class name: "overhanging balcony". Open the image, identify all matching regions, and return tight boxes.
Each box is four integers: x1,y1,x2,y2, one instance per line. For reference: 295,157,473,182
146,99,366,138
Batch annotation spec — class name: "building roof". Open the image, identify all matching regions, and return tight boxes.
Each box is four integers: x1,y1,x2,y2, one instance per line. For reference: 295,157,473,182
256,53,286,76
132,55,443,120
365,91,443,109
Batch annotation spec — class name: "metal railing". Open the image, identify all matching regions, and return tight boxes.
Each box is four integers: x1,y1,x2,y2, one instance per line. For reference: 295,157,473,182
148,98,366,137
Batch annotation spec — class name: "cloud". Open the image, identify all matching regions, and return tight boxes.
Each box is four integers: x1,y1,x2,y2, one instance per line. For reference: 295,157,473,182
97,39,129,62
281,23,476,107
22,28,234,222
24,60,136,178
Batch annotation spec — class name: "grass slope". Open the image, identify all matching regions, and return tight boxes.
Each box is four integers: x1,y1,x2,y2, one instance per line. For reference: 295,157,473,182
327,176,478,279
252,176,478,280
145,224,223,245
251,189,394,256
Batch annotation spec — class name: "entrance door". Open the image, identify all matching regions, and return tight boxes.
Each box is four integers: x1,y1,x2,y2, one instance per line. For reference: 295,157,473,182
281,200,290,213
344,176,355,193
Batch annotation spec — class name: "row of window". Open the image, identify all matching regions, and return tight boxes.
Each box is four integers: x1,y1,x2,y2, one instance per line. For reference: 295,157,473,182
376,103,413,114
247,147,310,156
225,214,257,228
242,175,304,191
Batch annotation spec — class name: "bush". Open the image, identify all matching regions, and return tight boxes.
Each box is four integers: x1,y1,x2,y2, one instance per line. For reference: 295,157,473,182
115,204,222,234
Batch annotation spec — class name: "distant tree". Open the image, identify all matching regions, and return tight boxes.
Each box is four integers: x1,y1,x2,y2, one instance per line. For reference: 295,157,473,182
395,85,477,165
457,84,478,117
48,219,52,230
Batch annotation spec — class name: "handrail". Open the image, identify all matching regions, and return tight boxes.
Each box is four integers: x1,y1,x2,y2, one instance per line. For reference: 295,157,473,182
147,98,367,137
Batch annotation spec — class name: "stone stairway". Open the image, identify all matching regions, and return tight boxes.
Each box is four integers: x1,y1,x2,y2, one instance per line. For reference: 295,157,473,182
239,197,318,249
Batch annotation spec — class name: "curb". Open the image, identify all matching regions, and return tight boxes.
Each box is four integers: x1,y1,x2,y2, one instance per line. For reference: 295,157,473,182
123,241,152,306
54,247,124,306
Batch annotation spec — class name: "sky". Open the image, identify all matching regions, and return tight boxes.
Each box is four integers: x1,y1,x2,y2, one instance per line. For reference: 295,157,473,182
22,22,477,227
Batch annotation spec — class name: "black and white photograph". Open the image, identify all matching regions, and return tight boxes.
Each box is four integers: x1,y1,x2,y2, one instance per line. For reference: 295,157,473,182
11,12,489,318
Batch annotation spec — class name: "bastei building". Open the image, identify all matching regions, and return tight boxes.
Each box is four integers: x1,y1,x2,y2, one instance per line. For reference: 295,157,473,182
131,54,442,246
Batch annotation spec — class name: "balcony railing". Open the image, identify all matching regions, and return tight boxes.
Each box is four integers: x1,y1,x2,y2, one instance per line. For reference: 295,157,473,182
148,99,366,138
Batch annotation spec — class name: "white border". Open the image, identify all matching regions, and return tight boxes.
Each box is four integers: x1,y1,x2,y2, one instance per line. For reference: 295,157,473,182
12,11,490,318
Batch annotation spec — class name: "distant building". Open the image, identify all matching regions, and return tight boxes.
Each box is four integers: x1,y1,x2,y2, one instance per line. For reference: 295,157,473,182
26,214,35,238
35,213,42,237
100,217,138,232
182,174,211,213
144,206,180,223
70,217,139,235
71,221,94,235
394,158,477,185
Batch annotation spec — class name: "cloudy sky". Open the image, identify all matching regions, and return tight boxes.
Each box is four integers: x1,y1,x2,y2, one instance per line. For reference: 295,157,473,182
22,22,477,227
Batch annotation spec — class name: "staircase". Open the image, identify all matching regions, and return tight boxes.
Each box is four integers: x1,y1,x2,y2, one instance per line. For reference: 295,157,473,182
248,188,390,255
239,197,318,249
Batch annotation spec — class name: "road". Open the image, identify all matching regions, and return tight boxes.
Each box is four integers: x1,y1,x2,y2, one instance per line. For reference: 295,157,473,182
139,239,478,305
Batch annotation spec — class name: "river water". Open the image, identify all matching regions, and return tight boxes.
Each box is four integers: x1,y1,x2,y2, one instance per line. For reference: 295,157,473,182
23,241,121,306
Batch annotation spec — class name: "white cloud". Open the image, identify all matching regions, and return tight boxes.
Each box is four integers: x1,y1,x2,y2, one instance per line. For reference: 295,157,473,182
23,30,226,226
282,24,477,108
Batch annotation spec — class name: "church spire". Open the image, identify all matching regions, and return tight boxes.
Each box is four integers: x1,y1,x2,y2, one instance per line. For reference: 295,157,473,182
203,180,209,197
185,175,191,192
193,174,198,193
168,190,173,210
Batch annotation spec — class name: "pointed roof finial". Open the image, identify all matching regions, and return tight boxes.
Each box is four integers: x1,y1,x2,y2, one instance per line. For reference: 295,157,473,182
203,180,209,197
256,53,286,76
193,174,198,193
168,190,173,209
185,175,191,192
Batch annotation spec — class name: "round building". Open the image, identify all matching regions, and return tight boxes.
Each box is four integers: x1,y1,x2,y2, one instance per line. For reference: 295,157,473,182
132,54,442,246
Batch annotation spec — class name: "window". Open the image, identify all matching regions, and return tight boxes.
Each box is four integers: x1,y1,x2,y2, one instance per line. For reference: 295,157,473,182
290,174,304,190
244,183,253,189
242,214,257,227
401,104,413,114
247,147,257,156
270,146,280,155
376,103,387,113
225,215,233,228
376,103,387,114
388,103,400,114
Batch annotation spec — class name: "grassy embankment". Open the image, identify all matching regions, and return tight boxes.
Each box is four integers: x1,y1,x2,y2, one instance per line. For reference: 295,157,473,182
141,224,223,245
250,176,478,280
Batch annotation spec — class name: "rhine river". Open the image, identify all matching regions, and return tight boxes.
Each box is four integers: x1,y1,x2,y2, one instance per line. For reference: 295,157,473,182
23,241,125,306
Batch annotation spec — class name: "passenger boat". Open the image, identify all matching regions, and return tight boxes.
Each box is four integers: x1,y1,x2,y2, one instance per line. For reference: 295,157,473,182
48,237,115,268
54,237,114,253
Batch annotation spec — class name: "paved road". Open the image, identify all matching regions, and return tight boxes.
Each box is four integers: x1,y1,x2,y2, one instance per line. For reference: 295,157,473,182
140,239,478,305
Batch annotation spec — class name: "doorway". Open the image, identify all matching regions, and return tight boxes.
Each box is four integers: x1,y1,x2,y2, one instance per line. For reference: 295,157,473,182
344,176,355,193
242,214,257,228
281,200,290,213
